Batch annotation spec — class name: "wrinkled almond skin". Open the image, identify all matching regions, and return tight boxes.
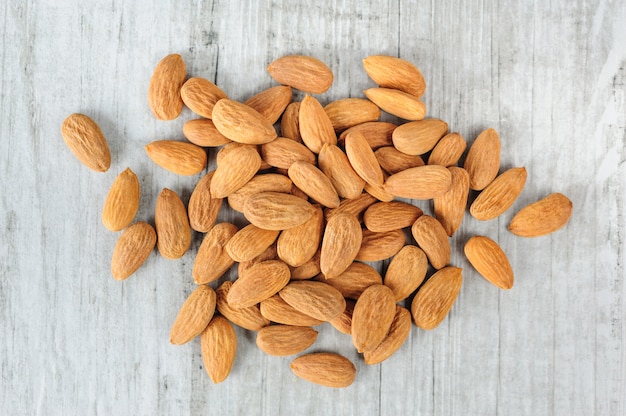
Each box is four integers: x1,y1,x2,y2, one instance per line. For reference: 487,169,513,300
351,284,396,353
61,113,111,172
188,171,223,233
299,95,337,153
260,295,325,326
170,285,216,345
228,173,293,213
375,146,425,175
102,168,140,232
384,245,428,301
339,121,396,149
411,266,463,330
261,137,316,169
238,243,278,277
256,325,318,356
277,205,324,267
288,161,340,208
111,222,156,280
345,131,385,186
324,98,381,132
145,140,207,176
464,128,501,191
245,85,293,124
216,281,270,331
470,167,527,221
363,201,423,232
363,306,412,365
211,144,261,198
318,144,366,200
324,193,377,223
329,299,355,335
244,192,316,231
356,229,405,262
290,353,356,388
280,101,302,142
267,55,333,94
385,165,452,200
363,55,426,97
212,98,278,144
464,236,514,290
225,224,279,263
279,281,346,322
227,260,291,308
201,315,237,384
180,77,228,119
155,188,191,260
392,118,449,156
433,167,470,237
323,261,383,300
192,222,238,284
428,132,467,167
411,215,450,269
364,88,426,121
320,213,363,279
183,118,232,147
148,54,186,120
508,193,573,237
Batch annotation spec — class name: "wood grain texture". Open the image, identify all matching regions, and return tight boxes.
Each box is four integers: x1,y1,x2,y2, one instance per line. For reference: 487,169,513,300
1,0,625,415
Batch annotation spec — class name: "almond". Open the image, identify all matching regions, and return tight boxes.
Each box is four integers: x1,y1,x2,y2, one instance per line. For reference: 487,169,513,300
227,173,293,213
298,95,337,153
290,251,322,280
227,260,291,308
256,325,318,356
277,205,324,267
323,261,382,300
267,55,333,94
188,171,223,233
261,137,316,169
102,168,140,232
384,245,428,301
433,167,470,236
428,132,466,167
363,201,423,232
469,167,527,221
411,215,450,269
339,121,396,149
244,85,293,124
508,193,573,237
201,315,237,384
363,55,426,97
320,213,363,279
155,188,191,259
324,192,377,223
374,146,425,175
464,128,501,190
180,77,228,119
329,299,355,335
225,224,280,263
192,222,238,284
392,118,448,156
216,142,265,167
238,243,278,277
318,144,366,200
111,222,156,280
384,165,452,200
145,140,207,176
351,284,396,353
345,131,385,186
363,306,411,365
364,174,395,202
210,144,261,198
290,353,356,388
170,285,216,345
364,88,426,120
288,161,340,208
61,113,111,172
411,266,463,330
356,229,405,262
212,98,277,144
280,101,302,142
216,281,270,331
244,191,316,230
464,236,514,289
260,295,324,326
279,281,346,321
182,118,232,147
147,54,186,120
324,98,381,132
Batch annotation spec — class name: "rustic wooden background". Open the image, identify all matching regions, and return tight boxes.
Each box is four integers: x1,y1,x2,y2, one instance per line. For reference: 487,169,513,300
1,0,624,415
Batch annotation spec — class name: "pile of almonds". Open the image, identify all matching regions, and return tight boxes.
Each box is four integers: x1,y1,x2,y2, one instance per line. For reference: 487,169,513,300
61,54,573,388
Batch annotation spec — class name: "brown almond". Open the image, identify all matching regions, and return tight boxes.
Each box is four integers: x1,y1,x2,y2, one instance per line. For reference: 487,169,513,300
345,130,385,186
384,165,452,200
260,295,324,326
261,137,316,169
299,95,337,153
102,168,140,232
280,101,302,142
212,98,278,144
211,144,261,198
227,260,291,308
290,183,309,200
267,55,333,94
363,201,423,232
180,77,228,119
318,144,366,200
363,306,411,365
188,171,223,233
324,192,377,223
392,118,448,156
170,285,216,345
201,315,237,384
288,161,340,208
182,118,232,147
225,224,279,263
111,222,156,280
245,85,293,124
238,243,278,277
364,173,395,202
290,251,322,280
320,213,363,279
464,128,501,190
428,132,467,167
277,205,324,267
508,193,573,237
290,353,356,388
155,188,191,260
384,245,428,301
374,146,425,175
61,113,111,172
256,325,318,356
363,55,426,97
324,98,381,132
433,167,470,236
279,281,346,322
339,121,396,149
364,88,426,120
192,222,238,284
216,142,266,168
329,299,355,335
228,173,293,213
464,236,514,289
324,261,383,300
351,284,396,353
147,54,186,120
411,266,463,330
411,215,450,269
145,140,207,176
356,229,405,262
216,281,270,331
244,191,316,231
470,167,527,221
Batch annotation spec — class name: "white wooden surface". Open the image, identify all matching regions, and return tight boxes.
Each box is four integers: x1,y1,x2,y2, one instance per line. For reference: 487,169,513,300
1,1,625,415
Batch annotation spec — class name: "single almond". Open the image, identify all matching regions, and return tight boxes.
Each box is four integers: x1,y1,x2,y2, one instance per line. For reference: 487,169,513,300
324,192,377,223
277,205,324,267
374,146,425,175
228,173,293,213
227,260,291,308
470,167,527,221
290,353,356,388
182,118,232,147
411,266,463,330
464,128,501,190
356,229,405,262
339,121,396,149
508,193,573,237
102,168,140,232
324,98,381,132
111,222,156,280
180,77,228,119
384,245,428,301
155,188,191,260
364,88,426,120
345,130,385,186
351,284,396,353
290,251,322,280
61,113,111,172
464,236,514,290
211,144,261,198
363,55,426,97
238,243,278,277
192,222,238,284
318,144,366,200
329,299,355,335
279,281,346,322
320,213,363,279
288,161,340,208
216,142,266,168
145,140,207,176
261,137,316,169
212,98,278,144
267,55,333,94
280,101,302,142
148,54,186,120
363,201,423,232
201,315,237,384
256,325,318,356
245,85,293,124
170,285,216,345
188,171,223,233
299,95,337,153
428,132,466,167
260,295,325,326
216,281,270,331
384,165,452,200
411,215,450,269
392,118,449,155
363,306,411,365
433,167,470,236
243,191,316,231
225,224,279,263
323,261,383,300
